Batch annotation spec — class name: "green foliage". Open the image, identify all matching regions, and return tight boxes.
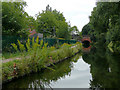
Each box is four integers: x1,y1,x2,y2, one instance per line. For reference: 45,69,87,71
26,38,30,51
82,23,96,42
17,40,25,52
2,41,82,83
2,3,79,52
3,38,77,59
36,11,57,36
2,53,83,88
83,45,120,88
40,39,43,48
82,23,92,35
108,41,114,53
56,21,70,39
2,2,35,52
69,26,79,35
2,2,29,36
84,2,120,53
36,5,75,39
27,16,37,30
79,32,82,39
11,43,18,51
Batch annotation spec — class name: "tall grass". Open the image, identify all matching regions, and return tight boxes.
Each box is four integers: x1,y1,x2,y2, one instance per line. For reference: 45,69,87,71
2,37,82,83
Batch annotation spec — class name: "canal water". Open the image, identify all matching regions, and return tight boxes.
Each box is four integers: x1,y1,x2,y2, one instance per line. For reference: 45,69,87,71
2,45,120,89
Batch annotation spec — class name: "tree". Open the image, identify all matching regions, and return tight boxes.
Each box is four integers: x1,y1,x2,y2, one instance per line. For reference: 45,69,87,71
2,2,30,37
56,21,70,39
27,16,37,30
88,2,120,52
79,32,82,39
36,5,70,39
69,26,79,35
36,11,57,38
2,2,32,52
82,23,92,35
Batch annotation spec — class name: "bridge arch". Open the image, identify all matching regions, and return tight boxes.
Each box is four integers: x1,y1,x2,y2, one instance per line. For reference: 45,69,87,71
81,35,91,43
81,35,91,48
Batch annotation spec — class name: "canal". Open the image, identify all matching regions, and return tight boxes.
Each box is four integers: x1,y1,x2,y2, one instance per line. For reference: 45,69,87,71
2,45,120,89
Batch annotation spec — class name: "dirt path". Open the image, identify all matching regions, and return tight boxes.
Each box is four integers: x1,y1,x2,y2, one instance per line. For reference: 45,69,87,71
2,57,22,63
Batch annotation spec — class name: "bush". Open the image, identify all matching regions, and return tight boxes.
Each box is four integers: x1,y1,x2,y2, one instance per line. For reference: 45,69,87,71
2,38,82,82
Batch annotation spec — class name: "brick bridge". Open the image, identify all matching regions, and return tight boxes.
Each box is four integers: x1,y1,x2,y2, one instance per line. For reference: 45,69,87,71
81,35,91,43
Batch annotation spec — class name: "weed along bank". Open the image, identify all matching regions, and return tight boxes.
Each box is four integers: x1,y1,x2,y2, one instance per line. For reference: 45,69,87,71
2,37,82,83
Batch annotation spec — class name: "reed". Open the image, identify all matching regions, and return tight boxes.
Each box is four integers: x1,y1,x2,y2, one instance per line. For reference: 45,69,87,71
2,37,82,83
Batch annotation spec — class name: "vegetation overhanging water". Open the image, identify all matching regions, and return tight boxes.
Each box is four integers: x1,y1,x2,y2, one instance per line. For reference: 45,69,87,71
2,43,120,88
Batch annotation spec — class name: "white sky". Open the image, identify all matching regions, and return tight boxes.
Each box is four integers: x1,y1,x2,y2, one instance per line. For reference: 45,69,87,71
24,0,97,31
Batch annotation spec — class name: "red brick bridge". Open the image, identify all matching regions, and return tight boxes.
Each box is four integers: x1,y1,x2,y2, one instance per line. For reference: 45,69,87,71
81,35,91,43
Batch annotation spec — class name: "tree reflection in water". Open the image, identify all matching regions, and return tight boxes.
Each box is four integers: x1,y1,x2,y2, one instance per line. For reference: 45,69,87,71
2,53,81,89
82,44,120,89
3,43,120,89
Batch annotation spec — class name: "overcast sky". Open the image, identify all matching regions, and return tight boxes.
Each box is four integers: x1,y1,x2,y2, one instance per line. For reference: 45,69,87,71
24,0,96,31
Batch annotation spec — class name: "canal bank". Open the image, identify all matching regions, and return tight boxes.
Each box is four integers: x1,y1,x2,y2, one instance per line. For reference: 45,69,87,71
2,53,92,88
3,43,120,88
2,42,82,84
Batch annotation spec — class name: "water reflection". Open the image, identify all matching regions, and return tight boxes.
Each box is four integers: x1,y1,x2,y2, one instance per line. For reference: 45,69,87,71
82,46,91,53
3,43,119,89
82,40,91,53
82,45,120,88
2,56,74,88
3,53,92,88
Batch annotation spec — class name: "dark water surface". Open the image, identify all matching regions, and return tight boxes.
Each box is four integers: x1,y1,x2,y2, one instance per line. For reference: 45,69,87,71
2,45,120,89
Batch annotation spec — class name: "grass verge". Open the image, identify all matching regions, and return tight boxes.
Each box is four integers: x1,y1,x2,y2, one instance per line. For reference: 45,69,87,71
2,37,82,83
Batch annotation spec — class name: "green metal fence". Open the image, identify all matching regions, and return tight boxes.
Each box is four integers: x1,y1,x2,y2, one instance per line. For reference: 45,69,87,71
2,35,26,52
2,36,77,52
43,38,77,46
